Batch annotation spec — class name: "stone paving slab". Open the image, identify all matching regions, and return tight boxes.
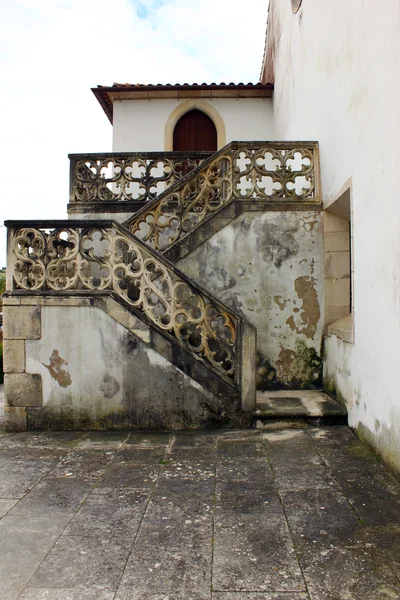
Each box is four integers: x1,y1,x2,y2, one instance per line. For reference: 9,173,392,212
0,515,70,600
212,595,309,599
18,591,115,600
255,390,347,418
0,426,399,599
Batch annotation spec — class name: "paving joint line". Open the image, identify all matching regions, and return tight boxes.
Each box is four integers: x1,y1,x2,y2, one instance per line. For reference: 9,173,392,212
113,432,175,600
260,430,311,600
209,434,218,599
303,427,366,525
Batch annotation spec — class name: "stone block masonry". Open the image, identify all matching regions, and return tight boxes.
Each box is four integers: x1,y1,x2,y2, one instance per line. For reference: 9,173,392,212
2,298,43,431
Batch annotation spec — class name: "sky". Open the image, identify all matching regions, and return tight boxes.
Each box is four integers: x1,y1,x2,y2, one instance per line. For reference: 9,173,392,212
0,0,270,268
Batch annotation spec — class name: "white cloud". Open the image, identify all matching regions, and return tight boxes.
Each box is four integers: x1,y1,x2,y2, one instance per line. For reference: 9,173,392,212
0,0,269,267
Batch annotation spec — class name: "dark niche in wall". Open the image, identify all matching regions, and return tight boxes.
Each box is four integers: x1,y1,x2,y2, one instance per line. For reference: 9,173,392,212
292,0,303,13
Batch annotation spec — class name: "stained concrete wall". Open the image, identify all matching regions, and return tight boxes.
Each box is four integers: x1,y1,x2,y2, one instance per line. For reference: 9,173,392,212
177,210,324,389
263,0,400,472
113,98,275,152
3,296,243,431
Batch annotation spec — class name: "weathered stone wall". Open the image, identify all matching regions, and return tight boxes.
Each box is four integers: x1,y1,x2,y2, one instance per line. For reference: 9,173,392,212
3,296,245,431
177,210,324,389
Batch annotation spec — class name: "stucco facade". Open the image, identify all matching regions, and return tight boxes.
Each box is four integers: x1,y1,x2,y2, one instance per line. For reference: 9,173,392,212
112,97,275,152
263,0,400,472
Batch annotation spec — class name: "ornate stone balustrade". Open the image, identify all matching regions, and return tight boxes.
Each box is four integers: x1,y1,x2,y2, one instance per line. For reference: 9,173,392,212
6,220,241,386
125,141,321,252
69,152,211,205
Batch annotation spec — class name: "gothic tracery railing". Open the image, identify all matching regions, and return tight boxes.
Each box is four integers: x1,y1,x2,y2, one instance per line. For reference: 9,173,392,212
125,141,321,252
69,151,211,204
7,221,239,385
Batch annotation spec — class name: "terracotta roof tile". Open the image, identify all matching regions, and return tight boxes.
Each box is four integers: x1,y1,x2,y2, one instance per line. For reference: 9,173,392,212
107,81,265,88
92,81,274,124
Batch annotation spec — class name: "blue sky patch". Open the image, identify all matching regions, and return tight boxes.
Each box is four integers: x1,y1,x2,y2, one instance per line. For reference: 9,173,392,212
133,0,167,20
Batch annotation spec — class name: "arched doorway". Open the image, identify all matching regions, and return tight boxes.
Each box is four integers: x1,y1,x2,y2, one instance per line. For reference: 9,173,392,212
173,109,217,152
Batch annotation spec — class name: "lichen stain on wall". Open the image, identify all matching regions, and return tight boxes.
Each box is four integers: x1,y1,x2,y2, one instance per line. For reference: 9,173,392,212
100,375,120,398
42,350,72,388
256,220,299,267
286,276,321,339
275,341,322,387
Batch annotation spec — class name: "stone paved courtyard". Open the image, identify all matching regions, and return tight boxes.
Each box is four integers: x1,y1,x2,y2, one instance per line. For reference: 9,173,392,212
0,422,400,599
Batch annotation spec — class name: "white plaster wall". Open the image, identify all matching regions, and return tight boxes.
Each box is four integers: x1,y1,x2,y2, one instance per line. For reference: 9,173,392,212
112,98,275,151
266,0,400,465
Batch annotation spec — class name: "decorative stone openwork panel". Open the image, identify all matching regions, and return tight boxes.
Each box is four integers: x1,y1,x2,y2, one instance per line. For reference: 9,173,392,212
9,222,239,384
129,153,233,251
232,143,316,200
69,152,211,204
126,141,321,252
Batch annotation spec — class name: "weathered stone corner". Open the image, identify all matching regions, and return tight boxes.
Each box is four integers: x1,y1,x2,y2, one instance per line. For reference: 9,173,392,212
5,406,27,432
3,305,41,340
4,373,43,407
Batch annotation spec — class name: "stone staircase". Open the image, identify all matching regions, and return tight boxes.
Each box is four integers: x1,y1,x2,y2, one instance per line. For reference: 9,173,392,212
3,141,337,431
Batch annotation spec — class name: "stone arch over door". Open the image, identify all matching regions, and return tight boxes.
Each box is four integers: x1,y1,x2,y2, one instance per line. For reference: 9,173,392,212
164,99,226,151
173,110,217,152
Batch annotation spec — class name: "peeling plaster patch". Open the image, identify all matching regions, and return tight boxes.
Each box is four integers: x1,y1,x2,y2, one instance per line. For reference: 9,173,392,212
147,348,169,368
286,276,320,339
299,257,315,275
274,295,288,311
100,375,120,399
42,350,72,388
299,216,319,232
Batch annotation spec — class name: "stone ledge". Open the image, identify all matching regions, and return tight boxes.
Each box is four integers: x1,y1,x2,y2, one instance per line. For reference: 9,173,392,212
326,313,354,344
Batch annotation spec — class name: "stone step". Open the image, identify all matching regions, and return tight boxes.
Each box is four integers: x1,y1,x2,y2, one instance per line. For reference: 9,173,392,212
254,389,347,427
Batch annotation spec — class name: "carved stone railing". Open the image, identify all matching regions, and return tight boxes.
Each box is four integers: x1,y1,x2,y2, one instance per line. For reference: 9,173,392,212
69,152,211,205
125,141,321,252
6,220,244,388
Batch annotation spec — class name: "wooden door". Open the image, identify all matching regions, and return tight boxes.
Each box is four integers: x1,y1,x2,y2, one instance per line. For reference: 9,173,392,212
173,109,217,152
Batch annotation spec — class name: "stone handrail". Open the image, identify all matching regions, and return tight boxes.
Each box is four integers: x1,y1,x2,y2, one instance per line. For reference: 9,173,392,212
68,151,211,205
6,220,244,388
125,141,321,252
